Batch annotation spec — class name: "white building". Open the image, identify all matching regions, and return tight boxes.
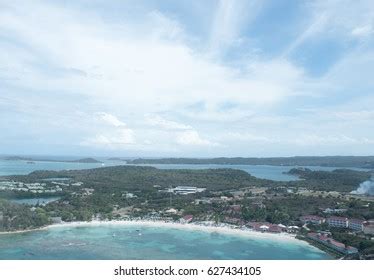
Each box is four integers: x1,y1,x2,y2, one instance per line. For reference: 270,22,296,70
170,186,206,195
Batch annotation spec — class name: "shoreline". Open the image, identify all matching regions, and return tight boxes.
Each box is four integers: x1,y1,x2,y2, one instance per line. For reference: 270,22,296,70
50,220,301,243
1,219,309,245
0,220,335,258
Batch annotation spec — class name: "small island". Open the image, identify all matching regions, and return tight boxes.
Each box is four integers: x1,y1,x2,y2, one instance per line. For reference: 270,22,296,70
126,156,374,169
2,156,102,164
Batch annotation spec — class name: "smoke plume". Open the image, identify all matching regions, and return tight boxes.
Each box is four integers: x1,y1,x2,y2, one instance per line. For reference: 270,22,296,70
351,178,374,195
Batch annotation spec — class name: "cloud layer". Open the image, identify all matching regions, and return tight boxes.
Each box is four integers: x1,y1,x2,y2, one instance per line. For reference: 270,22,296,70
0,0,374,156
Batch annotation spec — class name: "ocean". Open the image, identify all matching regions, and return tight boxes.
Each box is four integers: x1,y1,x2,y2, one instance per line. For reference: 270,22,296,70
0,224,331,260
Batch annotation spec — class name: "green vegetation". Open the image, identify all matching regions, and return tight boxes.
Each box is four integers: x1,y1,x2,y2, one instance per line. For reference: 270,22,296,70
10,166,270,191
0,199,50,231
287,168,372,192
128,156,374,168
2,156,102,163
0,165,373,258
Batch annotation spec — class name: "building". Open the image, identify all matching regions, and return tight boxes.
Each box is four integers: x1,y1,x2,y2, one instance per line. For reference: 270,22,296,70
307,232,358,255
363,220,374,235
300,215,325,225
180,215,193,223
123,192,137,199
323,208,347,214
248,222,271,232
268,224,283,233
164,208,178,214
287,226,300,233
363,224,374,235
171,186,206,195
348,219,365,231
326,216,348,228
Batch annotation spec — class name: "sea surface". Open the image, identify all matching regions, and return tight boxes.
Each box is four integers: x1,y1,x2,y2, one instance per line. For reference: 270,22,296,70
0,158,124,176
0,158,366,181
0,225,331,260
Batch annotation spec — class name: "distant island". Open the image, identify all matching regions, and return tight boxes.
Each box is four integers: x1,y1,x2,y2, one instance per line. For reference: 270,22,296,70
72,158,102,163
107,157,125,161
2,156,102,164
127,156,374,169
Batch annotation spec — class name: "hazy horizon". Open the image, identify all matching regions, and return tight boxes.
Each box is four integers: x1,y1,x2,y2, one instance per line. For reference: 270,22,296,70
2,154,374,159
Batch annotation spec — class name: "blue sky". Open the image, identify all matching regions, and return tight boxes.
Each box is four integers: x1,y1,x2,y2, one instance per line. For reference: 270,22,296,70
0,0,374,157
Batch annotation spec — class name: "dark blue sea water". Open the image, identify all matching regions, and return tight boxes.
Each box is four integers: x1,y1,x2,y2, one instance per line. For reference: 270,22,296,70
0,225,331,260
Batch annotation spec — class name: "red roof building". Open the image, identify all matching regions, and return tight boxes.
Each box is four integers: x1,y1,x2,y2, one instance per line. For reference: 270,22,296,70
348,219,365,231
180,215,193,223
326,216,348,228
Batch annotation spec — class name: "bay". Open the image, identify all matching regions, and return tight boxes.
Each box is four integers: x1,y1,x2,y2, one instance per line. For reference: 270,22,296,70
0,159,365,181
0,224,331,260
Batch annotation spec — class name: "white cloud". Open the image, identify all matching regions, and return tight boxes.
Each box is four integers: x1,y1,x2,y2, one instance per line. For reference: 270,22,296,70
227,132,278,143
1,0,374,156
96,112,127,127
82,112,136,148
284,0,374,56
83,128,136,146
333,110,374,121
351,25,373,37
209,0,263,53
146,114,192,130
176,130,219,146
290,134,374,146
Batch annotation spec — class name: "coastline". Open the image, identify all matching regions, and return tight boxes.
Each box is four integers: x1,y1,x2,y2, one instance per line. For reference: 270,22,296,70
0,220,334,258
49,220,301,243
0,219,306,245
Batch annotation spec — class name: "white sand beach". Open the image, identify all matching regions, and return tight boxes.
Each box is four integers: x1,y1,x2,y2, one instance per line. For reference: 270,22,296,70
45,220,308,246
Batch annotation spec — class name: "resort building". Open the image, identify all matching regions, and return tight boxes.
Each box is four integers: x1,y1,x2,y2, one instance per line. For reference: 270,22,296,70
307,232,358,255
325,216,366,231
323,208,347,214
363,220,374,235
268,224,283,233
348,219,365,231
300,215,325,225
164,208,178,214
326,216,348,228
170,186,206,195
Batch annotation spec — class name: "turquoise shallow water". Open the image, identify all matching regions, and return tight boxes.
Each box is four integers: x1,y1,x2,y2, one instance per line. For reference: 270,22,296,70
0,225,331,260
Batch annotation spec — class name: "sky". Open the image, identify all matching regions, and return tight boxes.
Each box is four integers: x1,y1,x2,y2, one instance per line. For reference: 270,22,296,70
0,0,374,157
